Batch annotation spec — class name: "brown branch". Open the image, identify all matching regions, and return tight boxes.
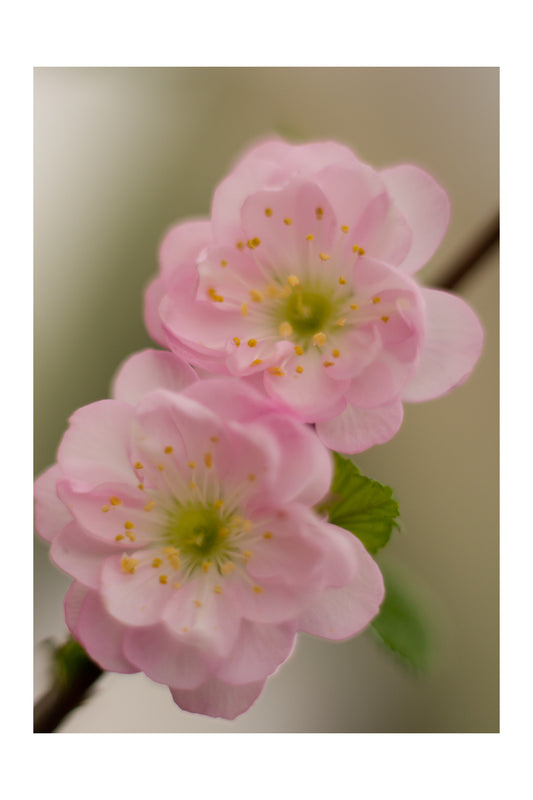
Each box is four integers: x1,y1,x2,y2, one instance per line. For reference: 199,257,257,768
435,213,499,291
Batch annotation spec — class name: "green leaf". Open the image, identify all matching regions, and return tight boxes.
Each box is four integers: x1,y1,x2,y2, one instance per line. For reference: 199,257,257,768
370,564,433,672
318,452,400,554
53,637,98,688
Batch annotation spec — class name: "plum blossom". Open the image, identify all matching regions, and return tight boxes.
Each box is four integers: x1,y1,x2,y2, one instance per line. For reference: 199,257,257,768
34,349,384,719
145,139,483,453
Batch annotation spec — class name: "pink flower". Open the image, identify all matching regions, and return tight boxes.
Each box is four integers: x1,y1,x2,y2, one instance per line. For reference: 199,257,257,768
35,349,384,719
145,139,483,453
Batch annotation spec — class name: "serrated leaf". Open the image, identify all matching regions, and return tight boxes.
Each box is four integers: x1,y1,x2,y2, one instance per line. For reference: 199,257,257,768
318,452,400,554
370,564,433,672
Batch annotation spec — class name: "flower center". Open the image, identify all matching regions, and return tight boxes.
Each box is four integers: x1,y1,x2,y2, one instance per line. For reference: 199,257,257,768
282,288,333,338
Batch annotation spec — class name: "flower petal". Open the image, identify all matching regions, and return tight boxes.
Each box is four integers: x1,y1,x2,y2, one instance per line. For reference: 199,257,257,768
112,349,198,405
143,275,168,347
34,465,72,543
402,288,484,402
170,676,266,719
158,219,212,281
297,532,384,640
381,164,450,274
215,620,296,685
67,585,138,673
51,521,116,589
316,398,404,454
100,555,175,626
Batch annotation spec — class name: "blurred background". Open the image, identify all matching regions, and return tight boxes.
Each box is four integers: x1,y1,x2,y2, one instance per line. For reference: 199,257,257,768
34,67,499,733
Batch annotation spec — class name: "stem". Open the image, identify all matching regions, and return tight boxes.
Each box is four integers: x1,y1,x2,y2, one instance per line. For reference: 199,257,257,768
34,638,103,733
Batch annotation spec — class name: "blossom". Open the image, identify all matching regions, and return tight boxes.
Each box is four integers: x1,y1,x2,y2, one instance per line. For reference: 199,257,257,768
145,139,483,453
34,349,384,719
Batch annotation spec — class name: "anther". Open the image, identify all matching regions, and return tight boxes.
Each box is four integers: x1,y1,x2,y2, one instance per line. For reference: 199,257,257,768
339,276,347,285
332,348,340,358
115,534,124,541
204,452,213,468
101,505,110,513
315,207,324,220
248,473,256,482
189,481,196,489
167,553,181,570
250,359,262,366
214,585,223,594
164,446,173,454
284,217,292,226
110,496,122,506
215,499,224,509
267,366,285,376
135,462,143,470
341,225,349,233
152,558,162,568
381,316,390,323
250,289,263,303
121,556,139,574
241,302,249,317
287,274,300,287
220,259,228,267
306,233,314,241
296,365,304,374
144,500,155,511
372,297,381,305
279,321,293,337
247,238,261,250
236,241,245,250
253,585,263,594
336,319,346,327
202,561,212,573
312,332,327,347
157,463,165,471
263,531,273,539
125,531,136,542
243,550,253,561
173,582,181,590
219,527,229,538
265,208,273,217
319,253,331,262
194,600,202,608
210,435,219,443
247,338,257,347
138,483,144,491
188,461,196,469
350,304,358,310
221,562,234,575
233,337,241,347
208,287,224,303
323,361,335,368
159,575,168,585
294,345,304,355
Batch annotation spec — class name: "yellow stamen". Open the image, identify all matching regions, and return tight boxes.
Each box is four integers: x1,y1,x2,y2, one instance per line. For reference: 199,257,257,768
164,445,173,454
267,366,285,376
306,233,314,241
338,276,346,285
241,302,249,317
243,520,253,532
215,499,224,509
323,361,335,368
265,207,273,217
312,332,327,347
358,247,366,255
247,237,261,249
162,546,180,555
315,207,324,220
144,500,155,511
134,462,143,470
214,585,223,594
279,284,292,298
352,245,366,255
266,284,279,298
182,626,188,632
296,365,304,374
189,481,196,489
101,505,110,513
236,241,245,250
159,575,168,585
250,359,263,367
243,550,253,560
341,225,349,233
152,558,162,568
115,534,124,541
319,253,331,262
250,289,263,303
208,287,224,303
336,318,346,327
294,345,304,355
188,461,196,469
350,304,358,310
157,463,164,471
173,582,181,590
194,600,202,608
372,296,381,305
332,348,340,358
279,321,293,337
125,531,136,542
263,531,273,539
287,274,300,287
247,338,257,347
219,527,229,538
121,556,139,574
110,496,122,506
248,473,256,482
202,561,212,573
204,452,213,468
253,585,263,594
210,435,219,443
137,483,144,491
220,259,228,267
167,554,181,570
284,217,292,226
221,562,235,575
233,336,241,347
381,315,390,323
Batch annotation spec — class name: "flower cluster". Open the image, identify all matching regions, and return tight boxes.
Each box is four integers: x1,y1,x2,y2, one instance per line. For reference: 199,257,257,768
35,139,483,721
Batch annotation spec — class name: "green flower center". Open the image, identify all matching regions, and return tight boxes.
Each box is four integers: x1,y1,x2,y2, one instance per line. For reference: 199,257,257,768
165,504,230,564
283,288,333,337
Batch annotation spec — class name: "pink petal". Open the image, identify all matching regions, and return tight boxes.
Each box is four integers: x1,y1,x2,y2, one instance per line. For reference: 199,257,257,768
112,349,198,405
346,356,411,409
381,164,450,274
64,581,89,631
143,275,168,347
123,622,211,690
67,585,138,674
297,534,384,640
402,288,484,402
57,400,136,486
215,620,296,685
314,162,385,235
158,219,212,281
170,676,266,719
34,465,72,543
100,555,175,626
51,521,116,589
181,376,278,423
316,398,404,454
352,191,413,266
